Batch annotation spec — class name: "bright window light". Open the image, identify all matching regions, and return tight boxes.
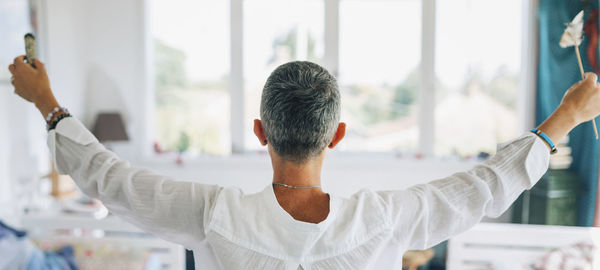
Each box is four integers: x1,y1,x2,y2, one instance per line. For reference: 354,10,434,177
243,0,325,151
338,0,421,152
435,0,521,156
148,0,523,158
151,0,231,156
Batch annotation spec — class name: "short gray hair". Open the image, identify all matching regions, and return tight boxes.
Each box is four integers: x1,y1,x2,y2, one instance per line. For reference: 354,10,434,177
260,61,340,163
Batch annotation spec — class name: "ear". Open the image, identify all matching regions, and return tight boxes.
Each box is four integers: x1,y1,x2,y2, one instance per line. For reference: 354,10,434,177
328,122,346,149
253,119,268,146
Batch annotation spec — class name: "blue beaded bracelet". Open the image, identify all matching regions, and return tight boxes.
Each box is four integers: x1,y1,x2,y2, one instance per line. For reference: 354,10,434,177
45,106,69,123
530,128,557,154
47,113,72,131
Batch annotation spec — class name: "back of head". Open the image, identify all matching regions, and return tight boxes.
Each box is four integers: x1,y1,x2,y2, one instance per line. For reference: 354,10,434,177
260,61,341,164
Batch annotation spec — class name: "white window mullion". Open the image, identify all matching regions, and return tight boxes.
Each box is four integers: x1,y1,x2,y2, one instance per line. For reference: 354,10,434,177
230,0,245,153
324,0,340,77
519,0,538,131
419,0,435,157
141,0,154,159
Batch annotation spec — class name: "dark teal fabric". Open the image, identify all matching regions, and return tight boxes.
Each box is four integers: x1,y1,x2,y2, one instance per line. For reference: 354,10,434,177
538,0,599,226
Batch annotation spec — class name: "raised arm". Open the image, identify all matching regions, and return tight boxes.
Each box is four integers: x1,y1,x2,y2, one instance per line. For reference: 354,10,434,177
378,73,600,250
8,56,221,248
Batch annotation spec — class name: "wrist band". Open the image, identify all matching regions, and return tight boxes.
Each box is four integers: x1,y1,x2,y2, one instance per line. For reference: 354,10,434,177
47,113,72,131
45,106,69,123
530,128,558,154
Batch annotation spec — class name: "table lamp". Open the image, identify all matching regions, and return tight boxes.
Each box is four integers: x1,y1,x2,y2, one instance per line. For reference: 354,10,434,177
92,112,129,145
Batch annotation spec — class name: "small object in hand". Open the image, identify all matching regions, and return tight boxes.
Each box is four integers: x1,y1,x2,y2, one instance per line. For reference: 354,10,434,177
24,33,37,66
559,10,584,48
558,11,599,139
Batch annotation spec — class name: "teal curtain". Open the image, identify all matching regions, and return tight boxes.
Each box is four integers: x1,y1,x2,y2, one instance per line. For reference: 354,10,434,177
538,0,599,226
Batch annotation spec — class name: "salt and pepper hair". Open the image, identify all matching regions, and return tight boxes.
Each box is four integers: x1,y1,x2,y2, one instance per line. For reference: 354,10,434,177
260,61,341,164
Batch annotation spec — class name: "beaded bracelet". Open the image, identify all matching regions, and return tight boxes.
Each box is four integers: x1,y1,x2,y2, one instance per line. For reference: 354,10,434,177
45,106,69,124
530,128,558,154
47,113,72,131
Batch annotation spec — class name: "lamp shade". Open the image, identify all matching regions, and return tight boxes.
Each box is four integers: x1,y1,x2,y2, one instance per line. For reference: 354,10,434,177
92,113,129,142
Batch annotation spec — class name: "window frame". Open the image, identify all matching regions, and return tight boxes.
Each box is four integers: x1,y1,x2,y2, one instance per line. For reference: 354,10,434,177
143,0,537,161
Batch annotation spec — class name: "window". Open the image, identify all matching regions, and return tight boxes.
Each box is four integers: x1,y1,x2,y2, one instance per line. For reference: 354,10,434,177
243,0,325,150
150,0,524,158
338,0,421,152
151,0,231,156
435,0,521,156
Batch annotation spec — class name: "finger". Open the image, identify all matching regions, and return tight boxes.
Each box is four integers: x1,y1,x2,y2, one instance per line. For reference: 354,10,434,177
568,80,584,91
13,56,34,71
32,59,45,71
8,64,15,75
13,55,25,65
584,72,598,84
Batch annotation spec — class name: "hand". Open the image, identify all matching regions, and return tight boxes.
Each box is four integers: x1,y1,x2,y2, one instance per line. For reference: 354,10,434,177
559,72,600,125
537,72,600,147
8,56,52,103
8,56,59,117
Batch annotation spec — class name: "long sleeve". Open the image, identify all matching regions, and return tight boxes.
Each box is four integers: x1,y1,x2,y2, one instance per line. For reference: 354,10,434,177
47,117,222,249
377,134,550,250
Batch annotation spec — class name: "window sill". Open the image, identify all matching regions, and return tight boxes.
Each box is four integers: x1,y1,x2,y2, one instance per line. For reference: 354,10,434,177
137,151,480,171
133,152,480,196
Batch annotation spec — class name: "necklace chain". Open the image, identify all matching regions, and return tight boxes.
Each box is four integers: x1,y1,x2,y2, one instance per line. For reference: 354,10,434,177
272,182,321,189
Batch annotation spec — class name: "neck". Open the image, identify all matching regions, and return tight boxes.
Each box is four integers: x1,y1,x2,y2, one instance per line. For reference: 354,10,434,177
270,151,325,193
269,150,330,223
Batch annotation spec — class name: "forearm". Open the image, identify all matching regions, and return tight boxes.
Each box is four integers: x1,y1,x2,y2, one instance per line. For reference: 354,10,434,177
536,104,579,149
34,92,60,118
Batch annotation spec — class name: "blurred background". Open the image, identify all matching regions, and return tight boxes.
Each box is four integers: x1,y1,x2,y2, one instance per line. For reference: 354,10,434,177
1,0,600,269
150,0,522,157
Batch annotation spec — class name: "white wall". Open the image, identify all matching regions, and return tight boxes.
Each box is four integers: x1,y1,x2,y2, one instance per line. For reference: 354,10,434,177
41,0,148,162
143,156,475,196
82,0,149,162
0,84,13,221
0,79,49,223
144,157,511,222
0,0,91,222
44,0,88,117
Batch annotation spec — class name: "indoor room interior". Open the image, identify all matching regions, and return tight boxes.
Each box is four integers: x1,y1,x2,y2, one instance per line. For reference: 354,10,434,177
1,0,600,269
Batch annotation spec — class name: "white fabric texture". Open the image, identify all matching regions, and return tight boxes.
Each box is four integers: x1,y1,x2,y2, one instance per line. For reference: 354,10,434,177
47,117,550,269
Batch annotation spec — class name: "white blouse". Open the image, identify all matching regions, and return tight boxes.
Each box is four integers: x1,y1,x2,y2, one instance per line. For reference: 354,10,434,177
48,117,550,270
